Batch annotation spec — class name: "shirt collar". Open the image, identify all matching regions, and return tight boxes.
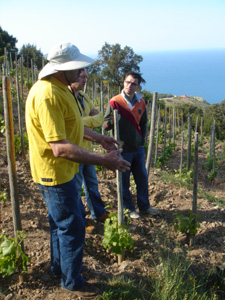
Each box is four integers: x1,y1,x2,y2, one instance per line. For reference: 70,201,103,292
121,90,143,110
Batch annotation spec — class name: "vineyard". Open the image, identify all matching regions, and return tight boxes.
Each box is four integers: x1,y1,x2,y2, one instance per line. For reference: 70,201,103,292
0,59,225,299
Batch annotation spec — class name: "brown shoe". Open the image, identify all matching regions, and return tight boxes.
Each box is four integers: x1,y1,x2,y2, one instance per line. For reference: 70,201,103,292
63,282,99,298
97,212,110,222
85,221,95,234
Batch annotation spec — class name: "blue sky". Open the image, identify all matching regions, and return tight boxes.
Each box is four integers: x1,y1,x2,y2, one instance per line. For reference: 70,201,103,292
1,0,225,56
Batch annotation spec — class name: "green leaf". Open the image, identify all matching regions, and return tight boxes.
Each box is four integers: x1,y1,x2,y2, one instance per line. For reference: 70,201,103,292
1,239,16,257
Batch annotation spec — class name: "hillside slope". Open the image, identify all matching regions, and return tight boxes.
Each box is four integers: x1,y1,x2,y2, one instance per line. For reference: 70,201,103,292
0,131,224,299
159,95,210,108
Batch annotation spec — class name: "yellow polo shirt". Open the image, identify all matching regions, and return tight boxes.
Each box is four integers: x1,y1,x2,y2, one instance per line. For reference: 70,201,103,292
78,91,103,151
25,77,83,186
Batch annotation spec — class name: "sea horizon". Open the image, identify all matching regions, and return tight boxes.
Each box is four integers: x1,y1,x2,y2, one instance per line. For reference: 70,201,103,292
138,48,225,104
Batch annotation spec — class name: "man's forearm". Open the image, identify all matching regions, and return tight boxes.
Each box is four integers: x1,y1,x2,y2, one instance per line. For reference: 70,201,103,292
83,126,103,143
83,113,103,130
50,139,104,165
49,139,131,172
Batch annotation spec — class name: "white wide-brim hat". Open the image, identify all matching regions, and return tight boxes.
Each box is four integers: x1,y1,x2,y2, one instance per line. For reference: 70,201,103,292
38,42,95,79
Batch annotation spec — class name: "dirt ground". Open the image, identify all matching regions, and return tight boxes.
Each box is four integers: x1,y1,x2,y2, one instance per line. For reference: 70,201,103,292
0,129,225,299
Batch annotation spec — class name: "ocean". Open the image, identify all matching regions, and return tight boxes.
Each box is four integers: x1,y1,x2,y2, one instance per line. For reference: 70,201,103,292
139,49,225,104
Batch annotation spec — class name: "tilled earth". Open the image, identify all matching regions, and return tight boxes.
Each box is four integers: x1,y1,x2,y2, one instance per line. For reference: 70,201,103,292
0,135,225,299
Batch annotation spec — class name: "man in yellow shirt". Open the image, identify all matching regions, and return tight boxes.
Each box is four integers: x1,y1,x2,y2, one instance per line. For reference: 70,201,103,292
71,69,109,233
26,42,130,298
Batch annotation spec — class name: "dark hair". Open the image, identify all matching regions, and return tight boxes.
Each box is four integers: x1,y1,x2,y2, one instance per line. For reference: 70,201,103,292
125,72,143,85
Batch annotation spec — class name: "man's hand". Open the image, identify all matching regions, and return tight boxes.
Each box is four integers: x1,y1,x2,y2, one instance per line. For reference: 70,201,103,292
89,108,99,116
83,127,120,151
49,139,130,172
100,135,119,151
102,149,130,172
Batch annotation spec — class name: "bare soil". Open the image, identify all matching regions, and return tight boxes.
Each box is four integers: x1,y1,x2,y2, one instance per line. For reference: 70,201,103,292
0,129,225,299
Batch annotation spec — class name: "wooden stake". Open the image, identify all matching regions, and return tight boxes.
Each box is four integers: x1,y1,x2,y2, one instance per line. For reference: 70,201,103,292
187,114,192,172
200,117,203,141
20,55,24,102
15,53,25,158
146,92,157,176
180,130,184,174
173,107,175,144
2,76,23,239
210,124,213,160
114,110,124,264
31,59,34,84
154,107,160,167
162,106,167,163
192,132,198,245
195,117,199,133
100,81,106,179
212,120,216,177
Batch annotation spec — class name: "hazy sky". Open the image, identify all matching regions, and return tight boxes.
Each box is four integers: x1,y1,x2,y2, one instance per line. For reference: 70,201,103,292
1,0,225,56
